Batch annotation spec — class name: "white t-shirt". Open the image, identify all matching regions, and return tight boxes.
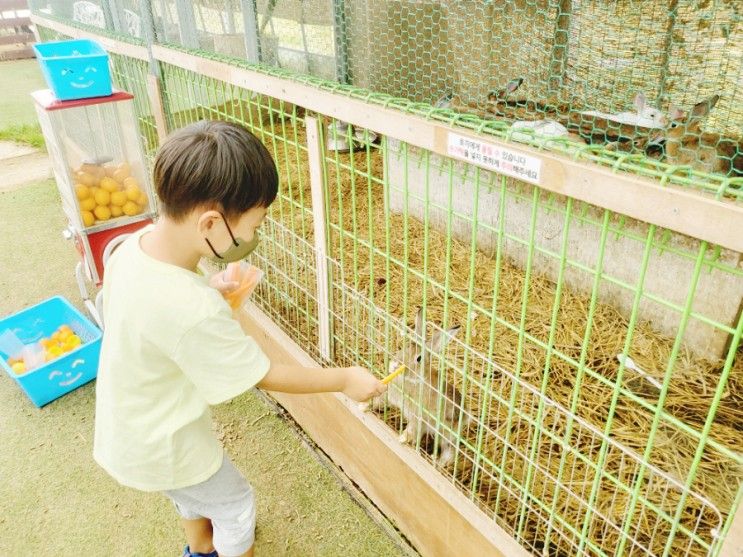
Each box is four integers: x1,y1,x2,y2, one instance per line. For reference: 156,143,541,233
93,225,270,491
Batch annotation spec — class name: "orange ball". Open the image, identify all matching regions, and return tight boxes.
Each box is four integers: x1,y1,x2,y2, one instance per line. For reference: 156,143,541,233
80,198,96,212
112,168,129,183
122,201,141,216
122,176,139,189
110,191,127,207
94,205,112,221
94,189,111,207
100,177,121,193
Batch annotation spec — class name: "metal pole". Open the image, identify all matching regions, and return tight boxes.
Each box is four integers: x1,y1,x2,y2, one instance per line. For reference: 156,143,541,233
332,0,349,84
240,0,260,63
174,0,199,49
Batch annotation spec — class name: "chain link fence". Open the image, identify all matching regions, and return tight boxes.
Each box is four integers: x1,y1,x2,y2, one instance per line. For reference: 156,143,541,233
30,0,742,182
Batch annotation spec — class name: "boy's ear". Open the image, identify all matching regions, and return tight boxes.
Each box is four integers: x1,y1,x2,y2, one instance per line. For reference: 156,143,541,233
196,209,223,234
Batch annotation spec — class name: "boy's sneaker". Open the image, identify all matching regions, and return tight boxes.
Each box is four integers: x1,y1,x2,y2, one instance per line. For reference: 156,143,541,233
182,545,218,557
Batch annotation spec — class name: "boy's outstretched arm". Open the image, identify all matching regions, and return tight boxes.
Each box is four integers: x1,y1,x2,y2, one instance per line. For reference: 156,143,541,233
257,365,386,402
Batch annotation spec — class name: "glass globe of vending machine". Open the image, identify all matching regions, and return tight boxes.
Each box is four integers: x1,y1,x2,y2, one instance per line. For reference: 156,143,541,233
32,88,156,327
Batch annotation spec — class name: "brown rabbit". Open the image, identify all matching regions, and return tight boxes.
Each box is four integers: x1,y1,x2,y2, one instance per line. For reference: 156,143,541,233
485,77,568,120
364,309,468,467
666,95,743,177
437,77,564,121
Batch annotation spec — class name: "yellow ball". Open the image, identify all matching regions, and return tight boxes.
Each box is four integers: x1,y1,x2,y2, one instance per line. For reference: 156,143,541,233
100,177,120,193
75,184,91,200
94,189,111,207
11,362,25,374
137,192,148,207
111,205,123,217
112,168,129,183
80,198,96,212
123,176,139,189
110,191,127,207
104,165,117,177
94,205,112,221
65,335,82,350
125,185,142,202
122,201,141,216
76,171,96,187
82,210,95,226
80,163,105,180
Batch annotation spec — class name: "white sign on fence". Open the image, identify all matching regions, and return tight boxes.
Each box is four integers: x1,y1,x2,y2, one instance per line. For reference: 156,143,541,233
447,132,542,185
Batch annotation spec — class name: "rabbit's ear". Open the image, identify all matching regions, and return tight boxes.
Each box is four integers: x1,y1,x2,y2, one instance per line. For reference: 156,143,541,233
690,95,719,119
506,77,524,94
634,92,647,112
414,308,425,340
668,105,686,122
488,78,523,101
428,325,461,354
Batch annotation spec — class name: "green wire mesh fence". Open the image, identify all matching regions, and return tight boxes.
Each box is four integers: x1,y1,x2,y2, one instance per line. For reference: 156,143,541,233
33,8,743,557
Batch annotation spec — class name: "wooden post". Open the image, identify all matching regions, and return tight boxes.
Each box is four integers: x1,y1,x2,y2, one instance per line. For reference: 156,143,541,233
146,74,169,143
305,116,333,361
720,486,743,556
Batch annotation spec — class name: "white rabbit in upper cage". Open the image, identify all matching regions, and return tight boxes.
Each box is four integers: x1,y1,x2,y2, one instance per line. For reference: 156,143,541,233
363,309,470,467
580,91,668,128
509,119,586,144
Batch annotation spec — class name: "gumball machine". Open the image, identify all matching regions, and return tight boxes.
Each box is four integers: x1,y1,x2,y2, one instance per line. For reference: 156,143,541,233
32,88,156,327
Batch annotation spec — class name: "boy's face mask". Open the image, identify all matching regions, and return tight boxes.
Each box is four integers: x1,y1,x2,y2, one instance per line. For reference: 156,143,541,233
205,213,259,263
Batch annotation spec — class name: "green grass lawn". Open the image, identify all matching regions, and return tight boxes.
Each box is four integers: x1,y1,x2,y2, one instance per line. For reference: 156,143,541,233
0,180,403,555
0,59,46,129
0,59,46,147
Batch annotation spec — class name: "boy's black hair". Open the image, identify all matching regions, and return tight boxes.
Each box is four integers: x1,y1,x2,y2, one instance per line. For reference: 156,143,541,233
153,120,278,220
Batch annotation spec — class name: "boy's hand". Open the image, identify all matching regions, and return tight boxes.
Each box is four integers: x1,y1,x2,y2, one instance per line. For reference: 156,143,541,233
209,264,240,295
342,366,387,402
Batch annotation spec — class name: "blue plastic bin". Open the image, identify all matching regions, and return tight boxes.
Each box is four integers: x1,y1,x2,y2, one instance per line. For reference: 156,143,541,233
0,296,102,407
33,39,112,101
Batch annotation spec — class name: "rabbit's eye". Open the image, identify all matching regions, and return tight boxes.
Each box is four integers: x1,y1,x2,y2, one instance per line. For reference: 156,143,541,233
416,355,422,363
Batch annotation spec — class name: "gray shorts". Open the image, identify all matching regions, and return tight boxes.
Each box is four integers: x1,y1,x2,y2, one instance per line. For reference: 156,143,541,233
163,456,256,557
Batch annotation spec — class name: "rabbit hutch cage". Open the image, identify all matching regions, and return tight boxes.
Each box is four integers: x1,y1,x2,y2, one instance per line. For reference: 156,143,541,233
30,1,743,556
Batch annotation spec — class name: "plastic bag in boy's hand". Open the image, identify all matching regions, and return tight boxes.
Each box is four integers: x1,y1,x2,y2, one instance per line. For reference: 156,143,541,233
215,262,264,310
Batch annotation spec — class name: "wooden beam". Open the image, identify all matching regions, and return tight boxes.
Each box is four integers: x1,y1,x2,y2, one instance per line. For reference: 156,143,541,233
145,74,168,143
0,46,33,60
237,302,530,557
150,44,743,254
719,487,743,556
0,32,34,45
30,14,149,61
305,116,333,360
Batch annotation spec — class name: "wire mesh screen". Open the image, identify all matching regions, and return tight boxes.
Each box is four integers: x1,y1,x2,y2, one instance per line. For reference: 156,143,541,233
318,125,742,556
33,16,743,557
31,0,743,182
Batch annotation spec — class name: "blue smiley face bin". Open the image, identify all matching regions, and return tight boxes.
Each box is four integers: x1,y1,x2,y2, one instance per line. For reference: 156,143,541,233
0,296,102,407
33,39,112,101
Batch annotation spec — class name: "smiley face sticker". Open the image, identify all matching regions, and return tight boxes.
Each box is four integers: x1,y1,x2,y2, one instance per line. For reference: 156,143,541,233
48,358,85,387
61,66,98,89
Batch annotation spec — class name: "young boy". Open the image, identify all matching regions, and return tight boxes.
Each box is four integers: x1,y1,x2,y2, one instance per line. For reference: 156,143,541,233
93,120,386,557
